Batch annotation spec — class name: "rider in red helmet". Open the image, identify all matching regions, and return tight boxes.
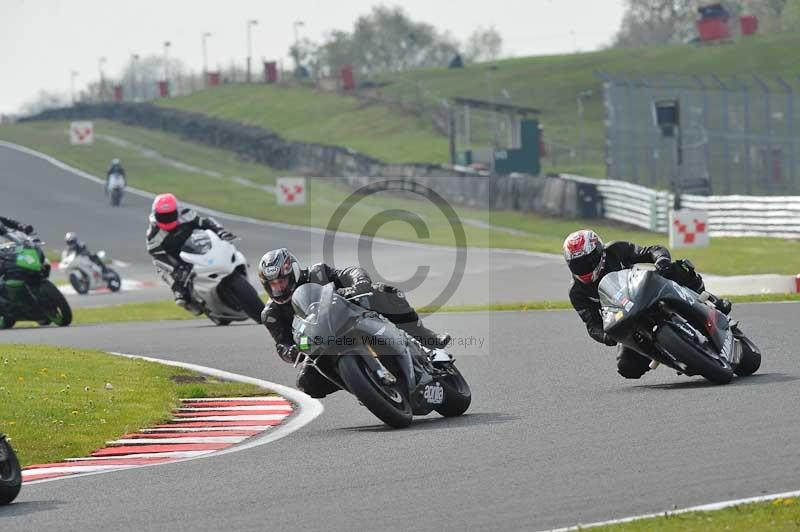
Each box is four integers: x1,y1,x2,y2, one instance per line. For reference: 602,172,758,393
146,193,236,307
564,229,731,379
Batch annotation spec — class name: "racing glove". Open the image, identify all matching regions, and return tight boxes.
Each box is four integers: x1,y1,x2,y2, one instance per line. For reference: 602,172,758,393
654,257,672,275
589,325,618,347
276,344,299,364
217,230,236,241
21,225,34,235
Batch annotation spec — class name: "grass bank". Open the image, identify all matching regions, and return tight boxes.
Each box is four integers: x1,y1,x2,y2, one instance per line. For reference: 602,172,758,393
0,343,268,466
588,496,800,531
157,32,800,174
2,120,799,275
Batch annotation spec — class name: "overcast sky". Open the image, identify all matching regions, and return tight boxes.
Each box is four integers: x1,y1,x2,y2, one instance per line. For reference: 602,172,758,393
0,0,625,114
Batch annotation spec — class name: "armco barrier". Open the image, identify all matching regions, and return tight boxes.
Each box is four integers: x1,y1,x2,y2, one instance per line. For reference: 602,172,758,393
561,174,800,238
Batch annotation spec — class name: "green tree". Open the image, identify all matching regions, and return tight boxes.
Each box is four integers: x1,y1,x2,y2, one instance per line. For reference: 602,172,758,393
464,26,503,62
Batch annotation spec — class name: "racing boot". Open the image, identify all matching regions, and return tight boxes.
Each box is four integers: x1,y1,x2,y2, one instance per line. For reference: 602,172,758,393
703,292,732,315
398,320,452,350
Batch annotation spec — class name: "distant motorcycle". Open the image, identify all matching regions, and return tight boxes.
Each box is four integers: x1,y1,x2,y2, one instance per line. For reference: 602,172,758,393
291,282,471,428
0,434,21,504
106,173,126,207
0,230,72,329
59,249,121,294
154,229,264,325
599,266,761,385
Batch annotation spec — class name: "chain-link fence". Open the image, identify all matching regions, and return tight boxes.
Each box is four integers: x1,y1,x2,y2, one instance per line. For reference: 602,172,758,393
600,72,800,195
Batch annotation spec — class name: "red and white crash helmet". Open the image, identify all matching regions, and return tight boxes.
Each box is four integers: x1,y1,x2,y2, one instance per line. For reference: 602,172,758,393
563,229,605,284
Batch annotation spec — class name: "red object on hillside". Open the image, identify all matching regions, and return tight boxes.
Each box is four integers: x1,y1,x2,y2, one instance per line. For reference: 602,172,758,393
740,15,758,35
207,71,221,86
113,84,123,102
697,18,731,41
341,65,355,91
264,61,278,83
158,80,169,98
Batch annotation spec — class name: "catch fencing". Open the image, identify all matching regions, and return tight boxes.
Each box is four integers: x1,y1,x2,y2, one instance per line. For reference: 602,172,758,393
561,174,800,238
599,72,800,196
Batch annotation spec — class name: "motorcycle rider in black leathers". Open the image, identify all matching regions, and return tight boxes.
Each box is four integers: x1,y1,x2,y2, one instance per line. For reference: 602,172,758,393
0,217,37,312
146,193,235,308
64,232,110,275
106,158,127,190
564,229,732,379
257,248,452,398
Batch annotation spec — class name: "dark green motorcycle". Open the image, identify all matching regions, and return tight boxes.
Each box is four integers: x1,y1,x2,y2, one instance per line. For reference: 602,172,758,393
0,230,72,329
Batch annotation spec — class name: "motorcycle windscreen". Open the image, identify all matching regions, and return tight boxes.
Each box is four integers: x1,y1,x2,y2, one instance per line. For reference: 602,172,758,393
181,230,212,254
598,270,629,309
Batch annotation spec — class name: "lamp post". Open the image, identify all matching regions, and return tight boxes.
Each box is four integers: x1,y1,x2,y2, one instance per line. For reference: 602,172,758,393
131,54,139,101
202,32,212,83
163,41,172,89
246,19,258,83
98,57,107,101
70,70,79,104
293,20,304,69
576,89,592,163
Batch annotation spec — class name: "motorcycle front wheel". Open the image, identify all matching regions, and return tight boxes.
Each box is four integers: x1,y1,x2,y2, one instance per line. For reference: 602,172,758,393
338,355,413,428
657,324,733,385
0,437,22,505
69,270,90,294
39,280,73,327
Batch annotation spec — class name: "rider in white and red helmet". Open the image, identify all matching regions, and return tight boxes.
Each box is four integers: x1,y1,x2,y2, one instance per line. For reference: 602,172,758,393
564,229,731,379
146,193,235,307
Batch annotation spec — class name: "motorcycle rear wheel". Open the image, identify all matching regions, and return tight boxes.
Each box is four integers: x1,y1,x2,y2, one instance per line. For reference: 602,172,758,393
0,437,22,505
0,315,15,330
658,325,733,384
733,326,761,377
106,271,122,292
338,355,413,428
435,364,472,417
220,273,264,323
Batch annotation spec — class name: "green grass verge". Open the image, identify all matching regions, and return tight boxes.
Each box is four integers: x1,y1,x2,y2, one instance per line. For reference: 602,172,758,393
160,84,449,164
588,496,800,531
0,343,269,467
5,291,796,329
2,120,799,276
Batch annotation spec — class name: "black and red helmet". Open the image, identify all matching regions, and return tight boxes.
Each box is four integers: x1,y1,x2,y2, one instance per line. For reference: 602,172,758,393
563,229,605,284
258,248,301,304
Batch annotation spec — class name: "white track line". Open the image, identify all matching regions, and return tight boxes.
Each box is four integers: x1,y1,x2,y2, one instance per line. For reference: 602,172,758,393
169,414,289,422
545,489,800,531
178,405,291,412
23,352,323,484
109,437,248,445
0,140,559,259
142,426,274,433
182,396,287,402
64,451,215,461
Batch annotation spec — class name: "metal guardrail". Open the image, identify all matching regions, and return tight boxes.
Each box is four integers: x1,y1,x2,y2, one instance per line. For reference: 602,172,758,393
561,174,800,238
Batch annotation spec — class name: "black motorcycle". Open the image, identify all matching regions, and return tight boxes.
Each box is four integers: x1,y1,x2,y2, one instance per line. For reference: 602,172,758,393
291,283,471,428
0,434,21,505
599,266,761,385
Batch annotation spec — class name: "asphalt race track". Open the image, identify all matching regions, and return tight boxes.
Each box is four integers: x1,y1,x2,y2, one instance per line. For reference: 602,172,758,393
3,143,799,531
1,303,799,531
0,144,568,309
